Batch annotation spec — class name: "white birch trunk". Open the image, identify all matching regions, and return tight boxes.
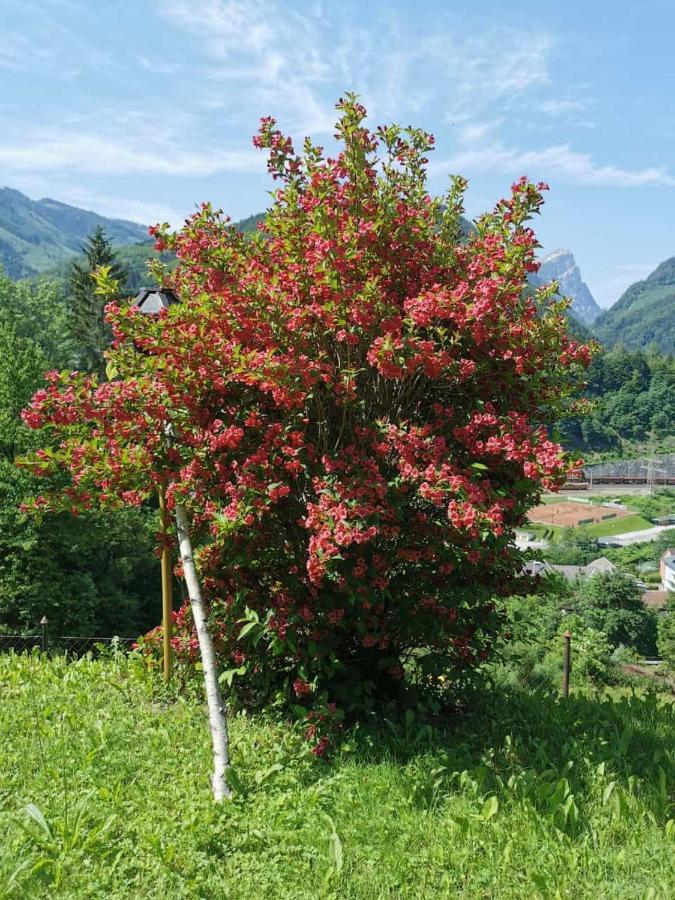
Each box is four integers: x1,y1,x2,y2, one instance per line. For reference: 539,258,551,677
174,501,232,801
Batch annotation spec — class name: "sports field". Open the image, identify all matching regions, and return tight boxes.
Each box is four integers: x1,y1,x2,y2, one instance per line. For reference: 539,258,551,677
528,501,631,528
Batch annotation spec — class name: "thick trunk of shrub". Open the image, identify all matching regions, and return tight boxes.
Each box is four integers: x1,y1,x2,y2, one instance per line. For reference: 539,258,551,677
174,502,232,801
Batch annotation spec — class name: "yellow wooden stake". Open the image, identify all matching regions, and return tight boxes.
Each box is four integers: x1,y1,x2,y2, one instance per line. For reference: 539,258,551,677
158,485,173,683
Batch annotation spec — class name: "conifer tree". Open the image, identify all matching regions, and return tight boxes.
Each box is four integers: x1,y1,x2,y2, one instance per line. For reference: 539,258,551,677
68,227,128,376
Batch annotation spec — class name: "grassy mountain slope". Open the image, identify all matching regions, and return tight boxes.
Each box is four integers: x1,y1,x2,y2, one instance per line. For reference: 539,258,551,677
593,258,675,355
0,187,147,279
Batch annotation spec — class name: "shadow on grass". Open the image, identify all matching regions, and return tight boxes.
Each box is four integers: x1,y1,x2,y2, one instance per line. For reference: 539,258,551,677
288,682,675,834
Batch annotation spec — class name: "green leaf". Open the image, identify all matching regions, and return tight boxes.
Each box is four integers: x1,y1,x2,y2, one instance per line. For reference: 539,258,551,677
219,666,246,687
226,766,246,796
24,803,51,839
238,621,260,640
481,796,499,820
602,782,616,805
324,815,344,873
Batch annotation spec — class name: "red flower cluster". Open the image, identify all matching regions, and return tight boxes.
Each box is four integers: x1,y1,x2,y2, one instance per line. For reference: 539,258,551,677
22,96,590,748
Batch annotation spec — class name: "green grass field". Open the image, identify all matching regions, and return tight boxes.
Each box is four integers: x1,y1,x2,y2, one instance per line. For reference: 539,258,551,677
525,510,652,539
584,514,653,537
2,653,675,898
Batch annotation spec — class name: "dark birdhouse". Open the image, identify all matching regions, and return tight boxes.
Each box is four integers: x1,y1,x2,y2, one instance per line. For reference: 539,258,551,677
132,288,180,315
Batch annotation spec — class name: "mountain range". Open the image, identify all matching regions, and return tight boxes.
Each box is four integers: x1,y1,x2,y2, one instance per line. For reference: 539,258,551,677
0,186,147,279
0,188,672,354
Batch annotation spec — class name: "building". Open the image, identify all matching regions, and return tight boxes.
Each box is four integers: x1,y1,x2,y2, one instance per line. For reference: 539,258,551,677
661,549,675,592
523,557,617,582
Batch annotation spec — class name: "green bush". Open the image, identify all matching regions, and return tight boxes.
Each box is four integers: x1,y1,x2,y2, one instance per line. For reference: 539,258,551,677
657,595,675,667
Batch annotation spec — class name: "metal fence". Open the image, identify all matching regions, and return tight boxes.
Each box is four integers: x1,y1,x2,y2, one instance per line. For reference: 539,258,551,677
0,631,136,657
586,454,675,479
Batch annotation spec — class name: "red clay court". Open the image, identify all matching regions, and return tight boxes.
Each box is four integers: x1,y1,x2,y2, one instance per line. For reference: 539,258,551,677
528,501,631,528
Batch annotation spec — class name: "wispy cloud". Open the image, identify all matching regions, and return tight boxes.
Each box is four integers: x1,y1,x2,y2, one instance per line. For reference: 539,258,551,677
0,115,261,177
540,98,589,116
0,32,51,69
137,55,181,76
440,30,552,121
47,188,185,228
159,2,554,133
6,173,187,227
456,120,503,145
161,0,337,133
436,141,675,188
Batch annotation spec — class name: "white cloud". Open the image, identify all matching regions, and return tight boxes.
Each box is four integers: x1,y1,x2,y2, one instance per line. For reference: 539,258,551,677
159,2,554,134
162,0,336,133
3,173,186,227
456,120,502,145
440,30,552,120
137,55,181,76
0,32,51,69
540,98,589,116
0,118,261,177
58,191,185,229
435,141,675,188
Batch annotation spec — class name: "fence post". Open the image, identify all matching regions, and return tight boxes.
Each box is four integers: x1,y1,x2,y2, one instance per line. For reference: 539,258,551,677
562,630,571,698
40,615,49,652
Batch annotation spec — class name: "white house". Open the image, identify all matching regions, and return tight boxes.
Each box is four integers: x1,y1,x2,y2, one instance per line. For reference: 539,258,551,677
661,549,675,592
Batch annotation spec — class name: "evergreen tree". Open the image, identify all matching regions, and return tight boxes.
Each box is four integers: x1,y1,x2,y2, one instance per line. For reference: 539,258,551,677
68,227,128,376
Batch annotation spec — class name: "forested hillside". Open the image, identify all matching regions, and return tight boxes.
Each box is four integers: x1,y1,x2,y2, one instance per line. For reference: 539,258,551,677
560,346,675,452
0,187,147,279
593,257,675,354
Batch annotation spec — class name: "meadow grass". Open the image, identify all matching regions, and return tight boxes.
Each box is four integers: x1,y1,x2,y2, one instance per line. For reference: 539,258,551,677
583,514,652,537
1,652,674,899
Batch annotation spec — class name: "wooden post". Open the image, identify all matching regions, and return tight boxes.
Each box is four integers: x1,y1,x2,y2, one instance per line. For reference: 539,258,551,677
158,485,173,683
40,615,49,652
562,630,571,698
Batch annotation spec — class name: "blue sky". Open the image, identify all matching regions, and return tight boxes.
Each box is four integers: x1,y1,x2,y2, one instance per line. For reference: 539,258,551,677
2,0,675,307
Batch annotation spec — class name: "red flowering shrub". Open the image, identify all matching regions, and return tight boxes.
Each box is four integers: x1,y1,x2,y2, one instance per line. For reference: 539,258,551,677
22,96,590,748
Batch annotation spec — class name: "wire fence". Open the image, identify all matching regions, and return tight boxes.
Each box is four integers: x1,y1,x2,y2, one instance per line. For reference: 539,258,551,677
0,630,136,657
586,454,675,479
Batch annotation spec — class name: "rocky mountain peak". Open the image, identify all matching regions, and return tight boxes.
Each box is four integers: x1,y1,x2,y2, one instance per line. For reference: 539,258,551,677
536,248,603,325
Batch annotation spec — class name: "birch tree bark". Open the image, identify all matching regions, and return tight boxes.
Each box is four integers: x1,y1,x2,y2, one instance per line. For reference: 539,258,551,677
174,501,232,801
